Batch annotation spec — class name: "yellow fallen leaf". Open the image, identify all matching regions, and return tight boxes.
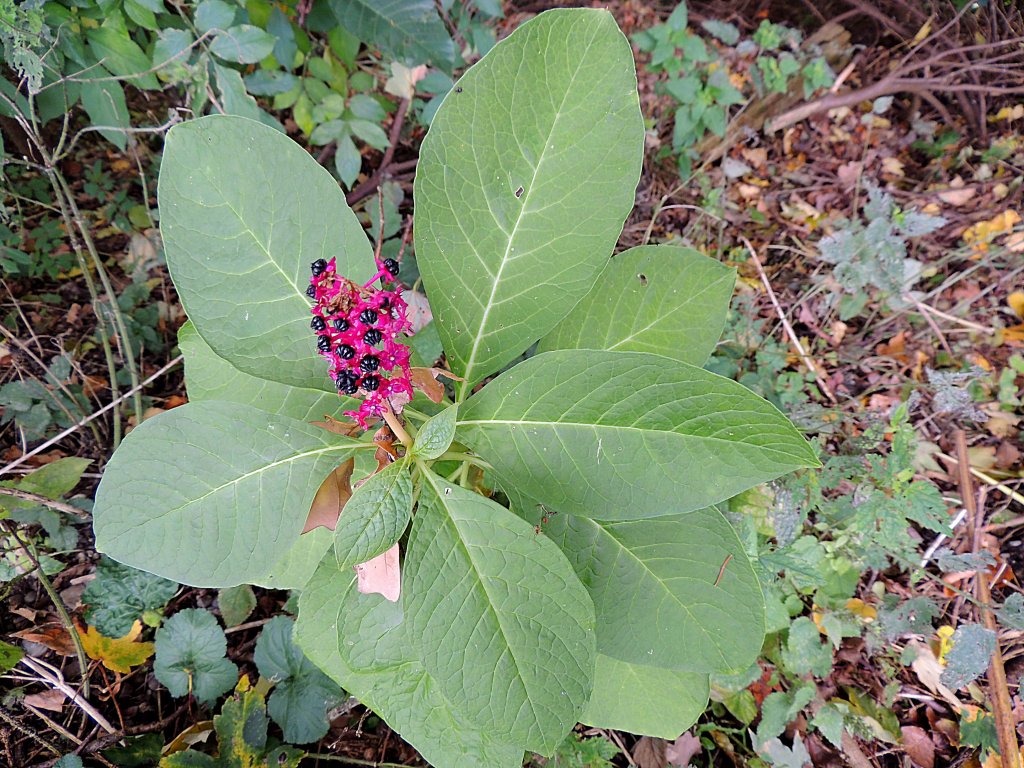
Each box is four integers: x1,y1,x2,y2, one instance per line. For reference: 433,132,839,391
1009,292,1024,320
992,104,1024,122
846,598,877,621
79,621,155,673
881,157,905,176
937,625,955,664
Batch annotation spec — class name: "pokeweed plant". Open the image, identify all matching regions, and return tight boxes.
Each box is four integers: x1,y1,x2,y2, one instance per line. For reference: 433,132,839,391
93,9,818,767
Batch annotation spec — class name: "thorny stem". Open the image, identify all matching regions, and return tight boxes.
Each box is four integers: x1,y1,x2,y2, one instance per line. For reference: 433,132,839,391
0,522,90,699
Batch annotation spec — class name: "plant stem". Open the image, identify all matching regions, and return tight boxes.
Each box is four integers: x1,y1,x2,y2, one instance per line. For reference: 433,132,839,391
1,522,90,698
436,451,492,470
381,402,412,446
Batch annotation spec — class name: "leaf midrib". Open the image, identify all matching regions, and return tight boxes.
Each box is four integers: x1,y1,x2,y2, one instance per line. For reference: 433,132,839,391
457,19,600,398
421,471,545,739
457,418,811,460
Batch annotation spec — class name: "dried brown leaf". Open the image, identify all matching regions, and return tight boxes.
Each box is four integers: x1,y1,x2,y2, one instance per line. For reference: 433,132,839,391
666,731,702,767
24,688,65,713
634,735,668,768
901,726,935,768
303,459,354,533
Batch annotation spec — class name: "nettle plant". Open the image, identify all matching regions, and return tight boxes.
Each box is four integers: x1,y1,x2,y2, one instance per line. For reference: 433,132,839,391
93,9,817,766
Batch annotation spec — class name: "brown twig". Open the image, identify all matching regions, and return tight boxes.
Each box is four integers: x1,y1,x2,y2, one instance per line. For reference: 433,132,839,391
955,430,1021,768
0,487,89,518
741,238,838,404
346,99,411,207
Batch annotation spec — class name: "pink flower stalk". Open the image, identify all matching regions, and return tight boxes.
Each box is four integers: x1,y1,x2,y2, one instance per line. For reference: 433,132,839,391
307,256,413,428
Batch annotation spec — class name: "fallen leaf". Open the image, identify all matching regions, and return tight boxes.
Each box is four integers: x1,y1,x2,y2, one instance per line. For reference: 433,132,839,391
24,689,65,713
355,543,401,603
634,735,668,768
384,62,428,100
79,620,155,673
902,725,935,768
13,625,77,656
882,157,905,177
666,731,701,767
996,441,1021,469
163,720,215,756
1009,292,1024,320
403,290,433,333
938,187,976,206
303,459,354,533
410,367,445,403
837,161,862,188
846,598,877,621
909,639,961,711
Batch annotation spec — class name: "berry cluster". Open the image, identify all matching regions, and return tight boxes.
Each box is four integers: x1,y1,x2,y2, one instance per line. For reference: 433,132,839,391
308,256,412,428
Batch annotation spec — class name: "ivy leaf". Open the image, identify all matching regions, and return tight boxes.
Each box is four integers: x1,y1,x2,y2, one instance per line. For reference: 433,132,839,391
414,9,644,396
941,624,996,690
404,471,595,754
459,350,820,521
82,557,178,638
538,246,735,367
94,401,370,587
158,115,373,390
332,459,413,569
580,654,709,739
216,584,256,628
539,507,764,672
154,609,238,705
79,621,155,674
295,560,526,767
253,616,343,744
411,404,457,460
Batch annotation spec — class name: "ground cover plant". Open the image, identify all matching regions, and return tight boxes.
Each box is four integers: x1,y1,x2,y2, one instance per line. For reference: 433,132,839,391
90,9,819,765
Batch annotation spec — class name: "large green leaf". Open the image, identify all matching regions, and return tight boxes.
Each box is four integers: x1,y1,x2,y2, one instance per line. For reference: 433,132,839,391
178,321,351,420
250,527,332,591
327,0,455,74
332,459,413,568
544,508,764,671
458,350,819,520
538,245,735,366
295,561,525,768
158,115,373,390
414,9,644,397
581,655,709,739
94,401,370,586
404,471,595,754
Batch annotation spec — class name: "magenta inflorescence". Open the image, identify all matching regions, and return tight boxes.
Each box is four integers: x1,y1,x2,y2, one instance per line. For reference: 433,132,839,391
308,256,412,428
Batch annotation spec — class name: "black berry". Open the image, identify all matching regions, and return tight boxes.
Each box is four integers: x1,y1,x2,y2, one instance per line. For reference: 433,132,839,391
310,316,326,331
383,258,399,276
305,284,317,298
360,374,380,392
363,329,383,346
333,318,349,332
336,370,359,395
359,308,378,325
311,258,327,276
337,344,355,360
359,355,380,373
317,335,331,352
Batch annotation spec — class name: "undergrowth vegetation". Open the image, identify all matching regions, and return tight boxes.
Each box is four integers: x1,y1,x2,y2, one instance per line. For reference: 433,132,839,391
2,1,1024,767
